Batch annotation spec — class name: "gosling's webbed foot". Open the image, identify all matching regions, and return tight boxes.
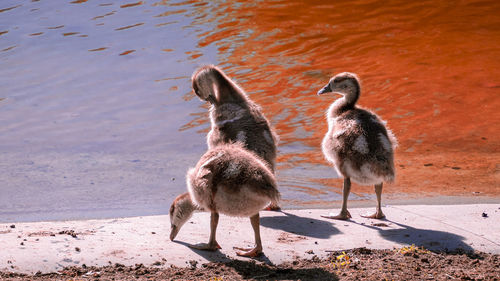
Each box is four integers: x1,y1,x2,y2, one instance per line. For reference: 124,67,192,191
189,241,221,251
321,210,352,220
360,211,385,219
233,246,262,257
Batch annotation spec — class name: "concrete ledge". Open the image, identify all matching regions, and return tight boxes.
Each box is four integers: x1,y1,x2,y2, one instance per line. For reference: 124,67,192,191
1,204,498,274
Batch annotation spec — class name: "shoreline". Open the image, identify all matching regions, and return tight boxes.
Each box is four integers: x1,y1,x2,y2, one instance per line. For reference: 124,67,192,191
1,204,498,274
1,194,497,224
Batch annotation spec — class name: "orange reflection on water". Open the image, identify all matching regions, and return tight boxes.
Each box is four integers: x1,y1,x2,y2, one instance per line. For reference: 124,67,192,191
115,23,144,31
119,50,136,56
2,46,16,52
120,1,144,9
88,47,107,52
92,11,116,20
193,0,500,200
0,5,21,13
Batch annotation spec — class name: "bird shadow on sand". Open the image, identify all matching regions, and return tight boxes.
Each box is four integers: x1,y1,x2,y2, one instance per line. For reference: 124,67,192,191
260,211,340,239
172,240,232,263
173,240,276,265
172,240,338,280
354,219,475,253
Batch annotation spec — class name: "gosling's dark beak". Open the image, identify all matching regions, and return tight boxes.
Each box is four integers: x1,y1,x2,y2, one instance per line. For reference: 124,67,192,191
170,225,179,241
317,83,332,95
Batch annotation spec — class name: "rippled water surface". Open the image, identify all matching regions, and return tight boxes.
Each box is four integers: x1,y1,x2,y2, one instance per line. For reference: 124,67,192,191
1,0,499,222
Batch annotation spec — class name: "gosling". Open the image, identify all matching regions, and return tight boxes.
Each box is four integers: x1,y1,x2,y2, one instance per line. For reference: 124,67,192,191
169,143,280,257
318,72,397,220
191,65,279,209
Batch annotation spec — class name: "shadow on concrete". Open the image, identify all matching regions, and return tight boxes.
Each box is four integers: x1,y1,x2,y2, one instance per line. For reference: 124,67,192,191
172,240,232,263
260,211,340,239
173,240,276,265
356,219,475,253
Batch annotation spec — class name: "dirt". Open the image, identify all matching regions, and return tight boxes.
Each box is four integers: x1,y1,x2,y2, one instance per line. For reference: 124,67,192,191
277,232,308,243
1,248,498,280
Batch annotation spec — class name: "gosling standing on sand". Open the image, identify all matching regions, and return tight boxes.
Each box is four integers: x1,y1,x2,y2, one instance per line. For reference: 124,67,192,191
169,143,280,257
317,72,397,220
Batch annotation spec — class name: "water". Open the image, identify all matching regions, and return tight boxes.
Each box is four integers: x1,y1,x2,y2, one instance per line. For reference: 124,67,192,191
1,0,499,222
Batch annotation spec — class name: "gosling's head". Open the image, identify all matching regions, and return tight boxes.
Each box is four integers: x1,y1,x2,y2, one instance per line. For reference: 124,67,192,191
317,72,360,96
191,65,222,104
192,65,247,105
169,192,196,241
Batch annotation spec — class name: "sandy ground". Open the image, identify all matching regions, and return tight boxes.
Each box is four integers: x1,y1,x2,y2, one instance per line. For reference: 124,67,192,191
2,247,499,280
1,204,499,280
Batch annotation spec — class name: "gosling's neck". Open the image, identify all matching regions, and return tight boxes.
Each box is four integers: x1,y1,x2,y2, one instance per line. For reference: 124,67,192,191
171,192,203,221
331,84,360,116
214,79,249,106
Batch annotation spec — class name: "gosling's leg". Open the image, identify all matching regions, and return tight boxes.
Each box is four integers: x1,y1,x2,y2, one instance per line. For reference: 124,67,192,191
189,212,222,251
361,183,385,219
321,178,352,220
264,164,280,211
234,213,262,257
